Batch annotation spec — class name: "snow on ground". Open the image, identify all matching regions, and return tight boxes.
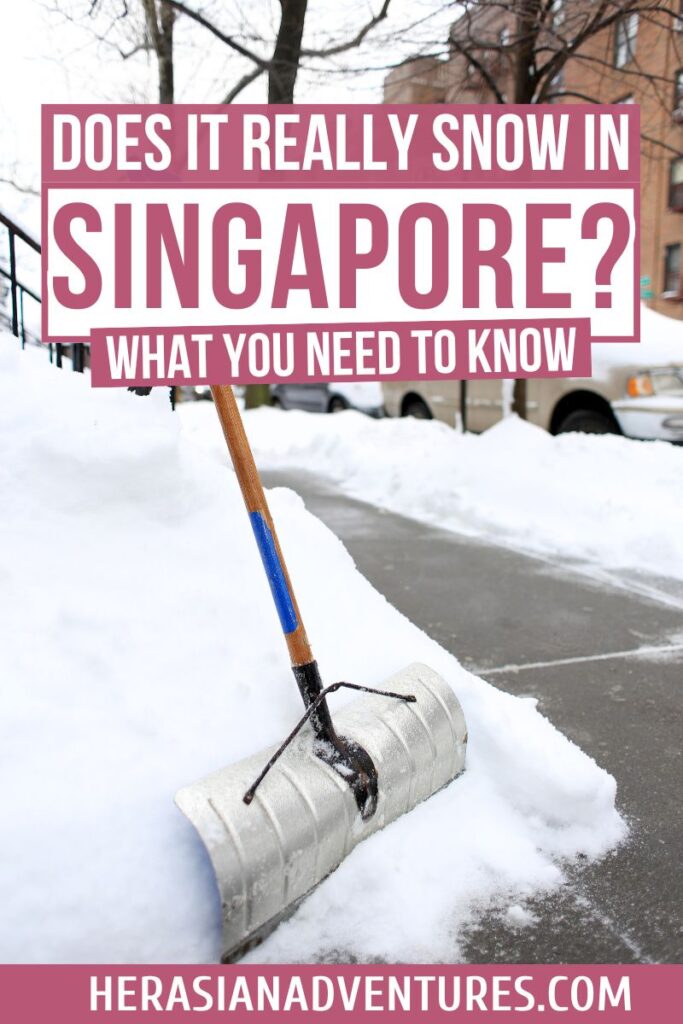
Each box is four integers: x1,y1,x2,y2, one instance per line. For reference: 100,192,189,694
0,336,625,963
201,405,683,585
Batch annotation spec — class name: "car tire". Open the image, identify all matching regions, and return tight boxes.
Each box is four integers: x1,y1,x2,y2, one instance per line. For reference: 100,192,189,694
555,408,619,435
271,396,283,409
403,397,432,420
328,396,347,413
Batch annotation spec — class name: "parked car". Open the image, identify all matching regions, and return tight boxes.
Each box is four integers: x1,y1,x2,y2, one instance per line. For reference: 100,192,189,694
178,385,212,401
383,306,683,443
270,381,384,417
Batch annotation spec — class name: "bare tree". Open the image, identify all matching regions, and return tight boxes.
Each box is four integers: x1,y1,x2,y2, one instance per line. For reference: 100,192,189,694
141,0,175,102
159,0,393,105
156,0,393,405
47,0,395,403
165,0,679,415
268,0,309,104
35,2,683,416
0,172,41,198
414,0,682,417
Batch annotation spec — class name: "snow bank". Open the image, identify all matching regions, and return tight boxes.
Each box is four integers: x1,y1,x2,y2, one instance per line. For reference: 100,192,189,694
0,337,624,963
218,405,683,584
597,302,683,365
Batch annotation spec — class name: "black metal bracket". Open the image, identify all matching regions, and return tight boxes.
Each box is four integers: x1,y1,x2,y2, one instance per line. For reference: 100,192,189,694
243,661,416,821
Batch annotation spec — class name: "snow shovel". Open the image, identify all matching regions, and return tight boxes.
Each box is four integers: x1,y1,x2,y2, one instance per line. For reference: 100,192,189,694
176,385,467,963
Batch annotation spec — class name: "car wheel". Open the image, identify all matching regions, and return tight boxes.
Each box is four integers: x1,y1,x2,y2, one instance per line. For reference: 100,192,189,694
328,396,347,413
271,396,283,409
403,397,432,420
556,408,619,435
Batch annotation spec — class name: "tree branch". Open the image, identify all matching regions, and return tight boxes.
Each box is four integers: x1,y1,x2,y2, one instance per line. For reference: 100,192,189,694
223,66,266,103
451,5,507,103
140,0,160,51
640,130,683,158
0,175,40,197
536,1,680,100
162,0,269,67
300,0,392,58
160,0,395,86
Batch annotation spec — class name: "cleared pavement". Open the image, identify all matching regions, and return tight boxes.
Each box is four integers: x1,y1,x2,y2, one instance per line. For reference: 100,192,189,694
263,468,683,964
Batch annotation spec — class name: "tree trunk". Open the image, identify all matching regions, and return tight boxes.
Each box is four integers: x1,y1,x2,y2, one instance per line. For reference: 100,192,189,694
245,1,309,410
132,1,175,397
511,0,541,106
268,0,309,104
158,1,175,103
141,0,175,103
511,378,527,418
244,384,272,409
511,0,542,419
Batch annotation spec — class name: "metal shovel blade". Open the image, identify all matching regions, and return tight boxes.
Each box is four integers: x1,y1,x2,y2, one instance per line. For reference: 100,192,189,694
176,663,467,962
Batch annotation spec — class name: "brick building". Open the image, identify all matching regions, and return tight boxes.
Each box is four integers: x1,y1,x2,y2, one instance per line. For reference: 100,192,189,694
384,3,683,319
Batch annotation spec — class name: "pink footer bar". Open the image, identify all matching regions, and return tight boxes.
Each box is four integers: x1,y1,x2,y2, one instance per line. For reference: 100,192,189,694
0,965,681,1023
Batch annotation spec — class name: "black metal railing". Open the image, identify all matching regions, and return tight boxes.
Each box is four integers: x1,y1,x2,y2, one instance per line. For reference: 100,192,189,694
0,209,85,371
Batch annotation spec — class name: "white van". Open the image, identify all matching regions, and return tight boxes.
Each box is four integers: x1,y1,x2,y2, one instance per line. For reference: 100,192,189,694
383,306,683,443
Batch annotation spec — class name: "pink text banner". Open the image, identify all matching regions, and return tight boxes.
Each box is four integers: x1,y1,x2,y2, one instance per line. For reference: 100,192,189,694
89,319,592,388
41,104,640,385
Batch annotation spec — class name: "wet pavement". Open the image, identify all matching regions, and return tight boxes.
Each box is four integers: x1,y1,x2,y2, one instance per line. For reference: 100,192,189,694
263,468,683,964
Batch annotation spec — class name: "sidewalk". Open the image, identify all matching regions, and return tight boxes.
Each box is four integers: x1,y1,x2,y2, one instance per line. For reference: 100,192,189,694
263,468,683,964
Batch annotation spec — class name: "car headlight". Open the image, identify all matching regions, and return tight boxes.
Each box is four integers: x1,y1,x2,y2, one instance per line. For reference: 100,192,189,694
626,373,653,397
626,369,683,397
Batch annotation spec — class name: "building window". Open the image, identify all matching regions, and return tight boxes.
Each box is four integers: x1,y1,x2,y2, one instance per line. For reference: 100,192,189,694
663,244,682,295
549,66,565,99
674,70,683,116
614,14,638,68
552,0,565,30
669,158,683,210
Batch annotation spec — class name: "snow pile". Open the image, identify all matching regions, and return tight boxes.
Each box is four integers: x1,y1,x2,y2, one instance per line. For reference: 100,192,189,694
617,302,683,360
0,337,624,963
214,406,683,584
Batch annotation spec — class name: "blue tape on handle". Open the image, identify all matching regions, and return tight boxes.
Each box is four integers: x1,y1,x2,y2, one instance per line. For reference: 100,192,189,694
249,511,299,635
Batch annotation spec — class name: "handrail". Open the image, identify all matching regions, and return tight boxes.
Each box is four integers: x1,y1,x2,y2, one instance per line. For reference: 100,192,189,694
0,207,167,389
0,210,41,253
0,207,41,341
0,205,86,372
0,265,40,304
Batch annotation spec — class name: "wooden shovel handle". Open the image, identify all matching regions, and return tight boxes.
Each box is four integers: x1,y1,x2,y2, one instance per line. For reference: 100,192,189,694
210,385,314,668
